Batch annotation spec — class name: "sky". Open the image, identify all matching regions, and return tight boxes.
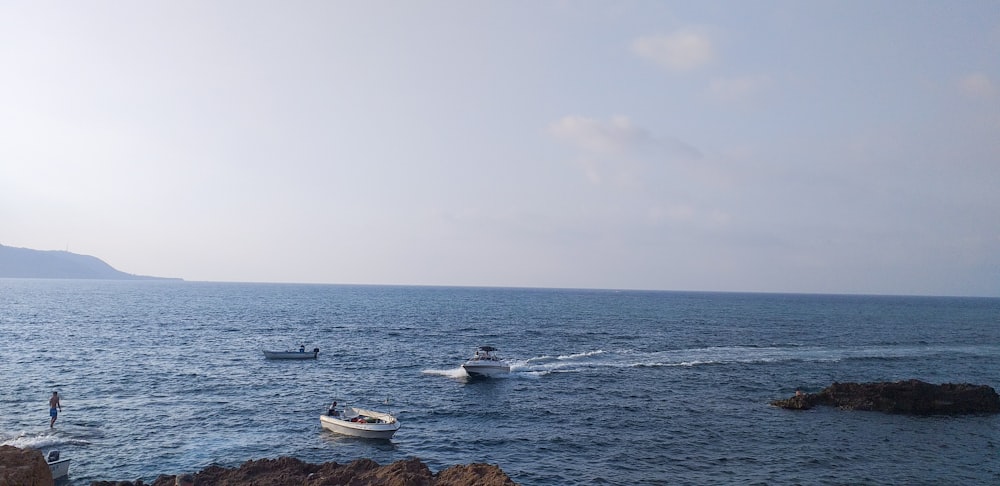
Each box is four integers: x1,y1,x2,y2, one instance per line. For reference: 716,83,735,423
1,1,999,297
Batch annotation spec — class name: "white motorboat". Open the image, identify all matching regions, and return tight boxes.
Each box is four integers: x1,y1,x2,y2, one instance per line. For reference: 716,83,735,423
461,346,510,377
47,450,70,480
320,406,400,439
263,347,319,359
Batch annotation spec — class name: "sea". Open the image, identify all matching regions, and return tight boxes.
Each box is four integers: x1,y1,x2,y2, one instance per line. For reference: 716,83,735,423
1,279,998,485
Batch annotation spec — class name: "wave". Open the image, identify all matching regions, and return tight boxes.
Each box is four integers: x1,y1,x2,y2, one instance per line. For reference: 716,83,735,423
0,428,91,449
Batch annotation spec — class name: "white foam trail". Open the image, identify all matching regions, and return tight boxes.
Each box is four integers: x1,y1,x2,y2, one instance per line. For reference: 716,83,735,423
0,429,82,449
555,350,606,360
423,364,545,380
421,367,468,379
429,343,982,378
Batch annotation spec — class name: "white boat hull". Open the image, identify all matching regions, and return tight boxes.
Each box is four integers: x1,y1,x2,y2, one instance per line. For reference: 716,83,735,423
48,458,70,479
263,350,318,360
462,362,510,377
461,346,510,377
320,407,399,439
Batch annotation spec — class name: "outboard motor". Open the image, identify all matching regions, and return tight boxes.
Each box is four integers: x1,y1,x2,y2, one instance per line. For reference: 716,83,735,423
313,348,320,353
47,450,60,462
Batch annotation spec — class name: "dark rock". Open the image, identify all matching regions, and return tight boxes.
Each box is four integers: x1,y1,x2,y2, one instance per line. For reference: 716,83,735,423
0,445,54,486
770,391,820,411
90,456,517,486
772,380,1000,415
436,463,519,486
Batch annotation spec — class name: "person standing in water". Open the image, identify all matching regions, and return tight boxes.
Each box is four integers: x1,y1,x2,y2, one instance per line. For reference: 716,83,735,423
49,391,62,428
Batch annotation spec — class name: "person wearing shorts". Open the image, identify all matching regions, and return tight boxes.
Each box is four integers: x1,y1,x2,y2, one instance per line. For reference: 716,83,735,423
49,391,62,428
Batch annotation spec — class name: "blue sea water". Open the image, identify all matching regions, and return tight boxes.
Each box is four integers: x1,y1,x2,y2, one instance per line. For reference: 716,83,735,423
1,279,998,485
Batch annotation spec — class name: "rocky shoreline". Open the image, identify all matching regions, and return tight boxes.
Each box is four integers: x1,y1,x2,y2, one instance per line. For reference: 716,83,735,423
8,380,996,484
0,446,518,486
772,379,1000,415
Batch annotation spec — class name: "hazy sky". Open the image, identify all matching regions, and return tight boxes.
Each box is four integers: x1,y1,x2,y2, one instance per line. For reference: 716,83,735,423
2,1,998,296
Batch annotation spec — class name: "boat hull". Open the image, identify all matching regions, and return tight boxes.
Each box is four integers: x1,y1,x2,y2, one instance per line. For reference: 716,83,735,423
48,458,70,479
462,362,510,377
461,346,510,377
320,408,399,439
263,350,318,360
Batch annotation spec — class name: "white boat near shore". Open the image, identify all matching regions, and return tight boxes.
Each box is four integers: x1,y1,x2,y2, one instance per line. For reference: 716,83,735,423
320,406,400,439
461,346,510,377
47,450,70,480
263,347,319,360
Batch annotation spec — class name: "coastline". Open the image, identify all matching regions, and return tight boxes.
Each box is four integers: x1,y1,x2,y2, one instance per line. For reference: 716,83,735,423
0,448,518,486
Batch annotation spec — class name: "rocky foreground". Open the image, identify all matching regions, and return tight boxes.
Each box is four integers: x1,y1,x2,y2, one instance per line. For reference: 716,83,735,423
0,446,518,486
0,446,52,486
772,379,1000,415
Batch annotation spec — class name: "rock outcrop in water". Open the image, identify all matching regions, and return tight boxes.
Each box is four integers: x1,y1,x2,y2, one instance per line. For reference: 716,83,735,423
772,380,1000,415
0,445,55,486
93,456,518,486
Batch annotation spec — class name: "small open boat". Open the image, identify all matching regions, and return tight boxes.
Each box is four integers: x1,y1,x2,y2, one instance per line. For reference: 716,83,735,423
47,450,70,480
461,346,510,377
320,406,400,439
263,347,319,360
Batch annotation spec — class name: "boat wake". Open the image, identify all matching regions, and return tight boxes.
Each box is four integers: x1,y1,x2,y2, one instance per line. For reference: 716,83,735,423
421,366,539,381
422,343,999,379
421,367,468,379
512,343,1000,374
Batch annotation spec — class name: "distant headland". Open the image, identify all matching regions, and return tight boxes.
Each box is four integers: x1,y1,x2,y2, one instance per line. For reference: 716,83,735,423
0,244,181,281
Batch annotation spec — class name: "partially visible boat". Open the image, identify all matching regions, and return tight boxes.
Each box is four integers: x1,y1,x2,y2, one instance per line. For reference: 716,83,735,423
461,346,510,377
47,450,70,480
319,406,400,439
263,347,319,360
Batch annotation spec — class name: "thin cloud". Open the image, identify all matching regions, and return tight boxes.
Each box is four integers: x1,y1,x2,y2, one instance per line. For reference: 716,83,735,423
547,115,703,187
631,29,715,72
548,115,650,155
707,74,773,104
548,115,701,160
958,73,996,99
547,115,649,186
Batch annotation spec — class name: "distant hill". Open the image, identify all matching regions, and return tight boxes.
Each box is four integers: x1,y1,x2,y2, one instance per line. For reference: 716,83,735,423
0,244,180,280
